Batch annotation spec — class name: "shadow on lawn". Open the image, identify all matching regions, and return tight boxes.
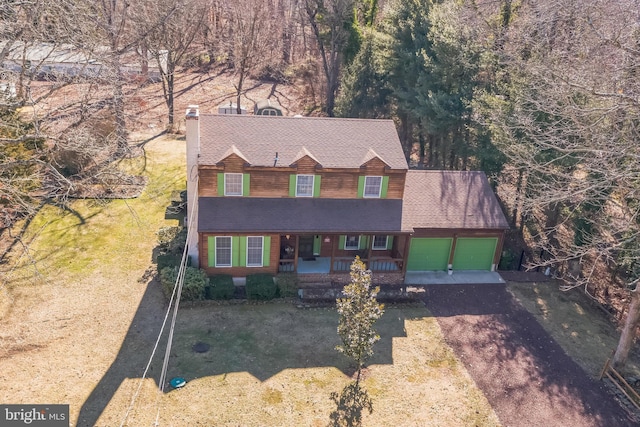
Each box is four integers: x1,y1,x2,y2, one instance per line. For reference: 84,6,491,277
77,278,418,427
423,283,636,427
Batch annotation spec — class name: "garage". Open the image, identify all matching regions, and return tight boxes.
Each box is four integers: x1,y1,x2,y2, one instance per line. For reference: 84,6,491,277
452,237,498,270
407,238,453,271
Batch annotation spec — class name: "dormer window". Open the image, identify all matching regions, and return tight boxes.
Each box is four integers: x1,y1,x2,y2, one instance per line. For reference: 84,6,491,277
364,176,383,198
224,173,243,196
296,175,314,197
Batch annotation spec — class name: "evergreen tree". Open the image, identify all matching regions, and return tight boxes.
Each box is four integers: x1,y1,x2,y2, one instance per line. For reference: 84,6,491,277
336,256,384,377
335,30,391,118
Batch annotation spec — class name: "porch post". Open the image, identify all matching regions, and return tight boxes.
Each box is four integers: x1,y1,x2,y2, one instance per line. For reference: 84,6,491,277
330,234,336,273
294,235,299,272
402,234,411,277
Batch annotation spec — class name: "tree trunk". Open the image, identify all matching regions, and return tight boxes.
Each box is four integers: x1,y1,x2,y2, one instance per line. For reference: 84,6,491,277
612,287,640,369
112,53,128,154
167,71,174,129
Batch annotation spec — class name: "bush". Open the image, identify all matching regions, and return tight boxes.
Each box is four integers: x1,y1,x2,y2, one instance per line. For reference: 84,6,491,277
206,274,235,300
157,253,182,272
498,249,517,271
275,273,299,298
157,226,182,247
160,266,206,301
246,274,277,300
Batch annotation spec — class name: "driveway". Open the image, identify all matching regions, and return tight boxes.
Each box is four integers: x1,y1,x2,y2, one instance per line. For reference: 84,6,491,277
422,283,637,427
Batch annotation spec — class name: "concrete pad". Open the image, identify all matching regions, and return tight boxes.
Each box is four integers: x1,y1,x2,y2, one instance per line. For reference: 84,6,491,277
404,270,505,285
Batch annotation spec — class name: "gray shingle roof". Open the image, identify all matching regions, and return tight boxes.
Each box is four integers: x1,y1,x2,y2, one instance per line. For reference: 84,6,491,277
199,197,404,233
198,115,408,170
402,170,510,230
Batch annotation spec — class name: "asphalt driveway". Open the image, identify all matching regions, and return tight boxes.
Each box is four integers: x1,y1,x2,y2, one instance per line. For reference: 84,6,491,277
422,283,637,427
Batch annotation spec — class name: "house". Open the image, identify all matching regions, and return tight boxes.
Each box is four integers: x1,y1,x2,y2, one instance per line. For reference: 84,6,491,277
185,106,509,285
254,99,283,116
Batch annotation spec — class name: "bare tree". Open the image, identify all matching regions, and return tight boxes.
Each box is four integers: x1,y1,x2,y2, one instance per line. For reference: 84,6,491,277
228,0,271,113
141,0,207,130
304,0,354,116
481,0,640,368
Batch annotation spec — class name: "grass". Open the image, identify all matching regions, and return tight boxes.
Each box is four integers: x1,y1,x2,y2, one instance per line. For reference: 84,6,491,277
99,304,499,427
508,282,640,378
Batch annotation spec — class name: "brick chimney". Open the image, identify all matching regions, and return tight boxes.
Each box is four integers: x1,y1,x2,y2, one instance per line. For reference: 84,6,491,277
185,105,200,266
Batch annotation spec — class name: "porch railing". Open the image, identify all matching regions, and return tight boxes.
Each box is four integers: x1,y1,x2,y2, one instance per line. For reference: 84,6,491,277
332,257,403,272
278,259,295,273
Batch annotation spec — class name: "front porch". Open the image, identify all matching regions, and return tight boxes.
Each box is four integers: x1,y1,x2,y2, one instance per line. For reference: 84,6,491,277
277,233,408,275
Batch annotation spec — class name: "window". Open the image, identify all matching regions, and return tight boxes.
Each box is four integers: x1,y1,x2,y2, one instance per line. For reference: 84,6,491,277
364,176,383,198
373,235,388,250
344,235,360,250
225,173,243,196
296,175,314,197
247,236,263,267
215,237,232,267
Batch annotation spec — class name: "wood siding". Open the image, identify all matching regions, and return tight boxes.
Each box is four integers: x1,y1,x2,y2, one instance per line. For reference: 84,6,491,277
293,156,320,174
249,170,291,197
219,153,247,172
198,165,407,199
199,169,218,197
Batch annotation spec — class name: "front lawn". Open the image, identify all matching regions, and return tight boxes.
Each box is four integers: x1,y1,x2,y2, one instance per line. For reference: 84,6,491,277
99,303,499,427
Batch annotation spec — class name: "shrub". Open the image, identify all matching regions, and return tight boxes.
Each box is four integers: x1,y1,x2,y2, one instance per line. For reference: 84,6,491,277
246,274,277,300
157,253,182,273
498,249,517,271
157,226,182,247
206,274,235,300
159,266,206,302
275,273,299,298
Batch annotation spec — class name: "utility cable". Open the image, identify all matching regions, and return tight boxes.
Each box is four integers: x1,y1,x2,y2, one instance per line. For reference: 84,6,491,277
120,178,199,427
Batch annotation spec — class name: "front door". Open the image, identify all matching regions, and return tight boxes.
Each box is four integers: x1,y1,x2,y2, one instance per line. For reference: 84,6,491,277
298,235,315,260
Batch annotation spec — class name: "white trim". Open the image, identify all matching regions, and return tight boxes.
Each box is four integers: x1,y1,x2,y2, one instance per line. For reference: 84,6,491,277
344,235,360,250
295,174,314,197
224,173,243,196
215,236,232,267
372,235,388,250
363,176,382,198
246,236,263,267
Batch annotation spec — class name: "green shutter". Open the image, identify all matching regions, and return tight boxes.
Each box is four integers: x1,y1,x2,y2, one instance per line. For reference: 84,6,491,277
313,175,321,197
339,235,346,249
263,236,271,266
239,236,247,267
289,174,296,197
381,176,389,198
359,235,369,250
357,176,365,198
313,235,321,255
242,173,250,196
232,236,241,266
208,236,216,267
217,173,224,196
387,236,394,250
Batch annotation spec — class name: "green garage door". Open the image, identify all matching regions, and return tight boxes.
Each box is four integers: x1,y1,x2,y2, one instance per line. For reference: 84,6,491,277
452,237,498,270
407,238,453,271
